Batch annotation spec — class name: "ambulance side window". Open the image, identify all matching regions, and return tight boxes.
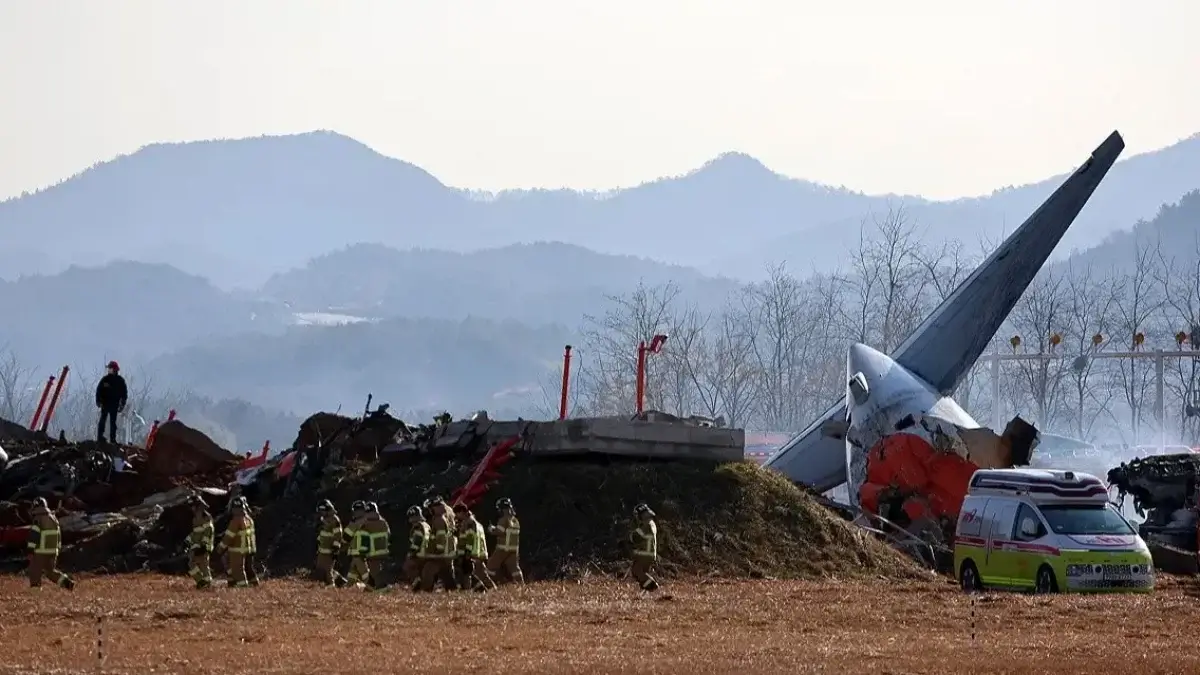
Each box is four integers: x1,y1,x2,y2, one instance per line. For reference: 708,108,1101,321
1013,505,1046,542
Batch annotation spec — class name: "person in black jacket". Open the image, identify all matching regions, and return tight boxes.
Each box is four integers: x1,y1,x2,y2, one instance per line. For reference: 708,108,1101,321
95,361,128,444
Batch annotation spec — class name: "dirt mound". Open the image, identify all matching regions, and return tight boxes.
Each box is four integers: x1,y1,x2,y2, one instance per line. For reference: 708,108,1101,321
256,458,924,582
147,420,240,476
0,417,40,444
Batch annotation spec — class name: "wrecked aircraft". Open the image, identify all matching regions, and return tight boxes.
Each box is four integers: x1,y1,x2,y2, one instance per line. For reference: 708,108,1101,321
1108,453,1200,574
763,130,1125,557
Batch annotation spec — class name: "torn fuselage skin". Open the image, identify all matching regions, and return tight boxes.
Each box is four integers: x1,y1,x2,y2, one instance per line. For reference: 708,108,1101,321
845,343,1038,547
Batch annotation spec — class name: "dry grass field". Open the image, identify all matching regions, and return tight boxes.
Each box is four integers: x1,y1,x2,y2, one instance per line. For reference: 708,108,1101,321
2,573,1200,674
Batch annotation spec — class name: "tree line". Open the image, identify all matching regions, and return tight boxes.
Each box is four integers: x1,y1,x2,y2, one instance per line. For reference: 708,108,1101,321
557,208,1200,447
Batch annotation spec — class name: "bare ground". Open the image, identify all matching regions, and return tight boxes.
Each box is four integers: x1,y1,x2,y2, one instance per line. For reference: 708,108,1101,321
2,573,1200,674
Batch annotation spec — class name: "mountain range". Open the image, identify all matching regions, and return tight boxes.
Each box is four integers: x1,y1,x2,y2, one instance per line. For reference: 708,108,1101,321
1,130,1199,423
4,130,1199,288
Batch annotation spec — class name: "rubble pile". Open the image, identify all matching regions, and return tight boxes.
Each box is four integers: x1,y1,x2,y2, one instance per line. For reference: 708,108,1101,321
0,417,240,573
1109,453,1200,574
2,408,923,582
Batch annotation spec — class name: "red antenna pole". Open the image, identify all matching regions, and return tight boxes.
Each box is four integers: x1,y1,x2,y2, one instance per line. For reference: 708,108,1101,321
145,420,161,450
635,335,668,415
29,374,55,430
559,345,572,420
40,366,69,433
635,341,647,414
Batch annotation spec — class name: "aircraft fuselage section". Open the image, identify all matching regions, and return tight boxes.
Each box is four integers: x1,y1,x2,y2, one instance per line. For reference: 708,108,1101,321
844,343,981,505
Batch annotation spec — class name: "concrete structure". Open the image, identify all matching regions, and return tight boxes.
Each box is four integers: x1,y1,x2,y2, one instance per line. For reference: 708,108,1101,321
399,412,745,463
526,417,744,462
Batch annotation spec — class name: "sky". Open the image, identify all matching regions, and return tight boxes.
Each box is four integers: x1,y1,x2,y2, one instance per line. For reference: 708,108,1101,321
0,0,1197,201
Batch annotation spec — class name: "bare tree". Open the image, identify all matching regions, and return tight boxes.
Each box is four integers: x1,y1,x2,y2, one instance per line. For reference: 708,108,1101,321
683,301,762,427
1061,265,1120,440
656,303,708,417
843,207,932,352
575,281,683,416
1110,243,1166,443
742,265,813,430
0,346,38,424
1156,237,1200,444
1006,270,1070,429
916,238,975,304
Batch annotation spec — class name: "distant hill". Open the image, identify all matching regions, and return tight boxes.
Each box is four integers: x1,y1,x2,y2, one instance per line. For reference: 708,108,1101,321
709,134,1200,279
260,241,743,323
0,262,290,368
4,130,1196,288
1051,189,1200,273
147,316,576,416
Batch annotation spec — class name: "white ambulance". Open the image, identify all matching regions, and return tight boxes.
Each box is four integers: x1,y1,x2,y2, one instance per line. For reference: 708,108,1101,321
954,468,1154,593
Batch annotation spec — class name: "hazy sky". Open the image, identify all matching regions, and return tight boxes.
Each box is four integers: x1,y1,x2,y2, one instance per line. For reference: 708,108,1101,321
0,0,1196,201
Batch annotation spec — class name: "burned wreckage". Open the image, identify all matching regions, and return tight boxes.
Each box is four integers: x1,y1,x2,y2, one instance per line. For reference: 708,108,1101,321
0,405,512,573
1108,453,1200,574
766,131,1125,568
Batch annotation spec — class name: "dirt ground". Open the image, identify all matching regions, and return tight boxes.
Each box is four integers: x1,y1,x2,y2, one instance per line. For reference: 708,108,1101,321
2,573,1200,675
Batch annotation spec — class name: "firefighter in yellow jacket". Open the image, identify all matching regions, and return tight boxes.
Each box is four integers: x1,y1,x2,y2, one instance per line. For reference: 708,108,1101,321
417,497,457,591
486,497,524,584
629,503,660,592
244,500,260,586
403,505,430,589
360,501,390,590
216,497,253,587
26,497,76,590
314,499,344,586
185,496,215,589
343,500,370,588
456,506,496,591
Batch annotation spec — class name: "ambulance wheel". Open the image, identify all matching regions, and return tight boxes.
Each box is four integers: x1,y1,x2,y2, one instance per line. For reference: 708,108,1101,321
959,560,982,593
1035,565,1059,594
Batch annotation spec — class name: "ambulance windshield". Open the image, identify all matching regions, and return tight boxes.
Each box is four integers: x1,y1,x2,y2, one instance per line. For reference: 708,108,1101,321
1038,504,1134,536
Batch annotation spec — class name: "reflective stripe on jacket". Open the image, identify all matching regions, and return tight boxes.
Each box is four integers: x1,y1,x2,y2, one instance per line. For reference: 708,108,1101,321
317,517,343,555
365,517,390,558
188,519,215,552
409,522,431,558
28,524,61,555
458,521,488,559
632,520,657,559
495,516,520,552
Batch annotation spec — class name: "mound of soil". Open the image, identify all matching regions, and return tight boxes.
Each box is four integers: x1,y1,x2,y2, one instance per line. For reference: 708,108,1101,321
255,458,924,582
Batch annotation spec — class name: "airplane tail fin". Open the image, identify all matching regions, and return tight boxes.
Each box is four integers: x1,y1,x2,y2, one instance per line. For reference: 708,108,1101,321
894,131,1125,393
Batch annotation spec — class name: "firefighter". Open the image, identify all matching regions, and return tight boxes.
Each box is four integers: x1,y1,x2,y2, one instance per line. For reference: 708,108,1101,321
457,506,496,591
452,504,470,588
244,497,260,586
445,500,458,570
216,497,253,587
403,505,430,588
417,497,457,591
343,500,370,588
94,361,128,444
26,497,75,590
486,497,524,584
361,501,390,590
185,496,215,589
314,499,344,586
629,503,660,592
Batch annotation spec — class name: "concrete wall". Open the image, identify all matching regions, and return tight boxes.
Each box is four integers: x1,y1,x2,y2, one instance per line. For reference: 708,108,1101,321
525,417,744,462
